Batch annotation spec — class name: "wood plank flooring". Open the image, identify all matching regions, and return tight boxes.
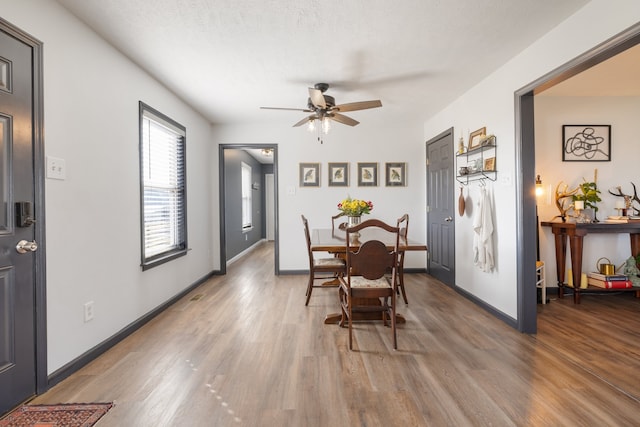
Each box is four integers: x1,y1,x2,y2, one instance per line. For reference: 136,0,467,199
29,242,640,426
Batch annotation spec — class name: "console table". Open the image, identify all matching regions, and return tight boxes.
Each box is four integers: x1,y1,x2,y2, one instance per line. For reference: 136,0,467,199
541,221,640,303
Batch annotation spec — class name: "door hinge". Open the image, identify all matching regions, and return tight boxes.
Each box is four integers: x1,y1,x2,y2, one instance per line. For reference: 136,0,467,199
426,158,430,166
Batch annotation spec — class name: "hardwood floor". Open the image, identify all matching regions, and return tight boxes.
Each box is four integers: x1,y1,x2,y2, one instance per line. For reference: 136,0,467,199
30,242,640,426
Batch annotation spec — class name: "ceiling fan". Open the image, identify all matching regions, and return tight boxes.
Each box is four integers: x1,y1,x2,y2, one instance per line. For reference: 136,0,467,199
260,83,382,131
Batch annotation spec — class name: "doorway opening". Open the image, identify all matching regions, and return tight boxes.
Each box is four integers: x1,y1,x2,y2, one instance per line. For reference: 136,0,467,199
516,23,640,333
218,144,279,275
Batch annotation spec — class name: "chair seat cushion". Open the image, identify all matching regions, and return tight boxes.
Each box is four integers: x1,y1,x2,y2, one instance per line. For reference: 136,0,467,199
349,276,391,288
314,258,346,267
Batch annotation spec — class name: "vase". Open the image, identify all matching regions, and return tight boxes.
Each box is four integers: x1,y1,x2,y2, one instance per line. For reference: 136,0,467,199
347,215,361,227
347,215,361,236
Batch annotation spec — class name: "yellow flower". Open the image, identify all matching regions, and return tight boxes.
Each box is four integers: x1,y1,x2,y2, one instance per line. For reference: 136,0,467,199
337,197,373,216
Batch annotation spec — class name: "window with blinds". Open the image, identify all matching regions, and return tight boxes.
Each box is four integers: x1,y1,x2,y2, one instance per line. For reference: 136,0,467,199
139,102,187,270
241,162,252,229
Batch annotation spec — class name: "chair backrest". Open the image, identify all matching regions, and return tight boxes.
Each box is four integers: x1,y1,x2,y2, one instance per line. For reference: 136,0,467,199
396,213,409,260
396,213,409,239
345,219,400,281
332,212,346,231
301,214,314,267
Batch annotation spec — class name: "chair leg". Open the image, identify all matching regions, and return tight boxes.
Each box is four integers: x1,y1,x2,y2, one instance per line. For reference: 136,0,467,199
305,274,314,306
391,293,397,350
398,267,408,304
339,288,347,328
348,302,353,350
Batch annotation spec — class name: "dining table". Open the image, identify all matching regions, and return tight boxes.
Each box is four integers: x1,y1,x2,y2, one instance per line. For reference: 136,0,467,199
310,227,428,324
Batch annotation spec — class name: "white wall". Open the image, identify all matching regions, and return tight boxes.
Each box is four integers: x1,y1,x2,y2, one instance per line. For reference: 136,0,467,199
1,0,217,373
212,118,428,271
536,96,640,285
423,0,640,319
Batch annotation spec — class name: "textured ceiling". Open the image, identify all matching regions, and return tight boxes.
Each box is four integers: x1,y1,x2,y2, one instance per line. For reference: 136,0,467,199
55,0,590,126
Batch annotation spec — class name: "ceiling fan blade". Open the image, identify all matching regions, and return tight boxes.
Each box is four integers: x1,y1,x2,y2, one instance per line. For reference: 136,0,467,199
293,115,317,127
308,88,327,109
331,113,359,126
260,107,313,112
333,100,382,112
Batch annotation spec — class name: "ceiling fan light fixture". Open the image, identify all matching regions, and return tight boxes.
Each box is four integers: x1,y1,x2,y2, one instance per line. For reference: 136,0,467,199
261,148,273,156
322,117,331,134
307,118,315,132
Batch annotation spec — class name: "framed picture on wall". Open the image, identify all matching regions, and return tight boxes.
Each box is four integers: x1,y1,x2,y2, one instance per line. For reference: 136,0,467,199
562,125,611,161
385,162,406,186
468,127,486,150
299,163,320,187
357,162,378,186
328,162,349,187
483,157,496,171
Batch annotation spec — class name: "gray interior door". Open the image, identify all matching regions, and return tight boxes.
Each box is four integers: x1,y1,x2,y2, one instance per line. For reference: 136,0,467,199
0,28,39,414
426,128,455,285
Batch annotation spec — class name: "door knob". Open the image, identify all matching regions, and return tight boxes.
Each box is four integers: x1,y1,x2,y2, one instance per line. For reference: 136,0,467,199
445,216,453,222
16,240,38,254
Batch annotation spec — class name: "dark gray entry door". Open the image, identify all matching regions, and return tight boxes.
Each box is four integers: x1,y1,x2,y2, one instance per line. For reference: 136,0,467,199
426,128,455,285
0,28,39,415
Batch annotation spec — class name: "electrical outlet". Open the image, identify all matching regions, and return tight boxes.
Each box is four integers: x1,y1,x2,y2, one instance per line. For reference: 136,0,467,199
84,301,94,322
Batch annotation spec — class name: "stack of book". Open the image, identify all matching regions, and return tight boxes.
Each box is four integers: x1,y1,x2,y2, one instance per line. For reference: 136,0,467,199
586,272,634,288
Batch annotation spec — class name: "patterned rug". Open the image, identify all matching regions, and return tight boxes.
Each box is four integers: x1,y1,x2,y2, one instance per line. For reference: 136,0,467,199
0,402,113,427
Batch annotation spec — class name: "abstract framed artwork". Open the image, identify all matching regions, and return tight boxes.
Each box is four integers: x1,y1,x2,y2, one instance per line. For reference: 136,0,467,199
357,162,378,187
299,162,320,187
385,162,406,186
328,162,349,187
562,125,611,161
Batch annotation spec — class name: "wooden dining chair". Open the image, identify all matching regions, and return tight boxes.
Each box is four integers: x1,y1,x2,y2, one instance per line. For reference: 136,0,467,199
331,212,346,231
396,214,409,304
301,215,346,306
339,218,400,350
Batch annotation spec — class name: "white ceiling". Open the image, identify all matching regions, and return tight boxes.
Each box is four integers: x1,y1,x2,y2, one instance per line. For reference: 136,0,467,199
55,0,591,128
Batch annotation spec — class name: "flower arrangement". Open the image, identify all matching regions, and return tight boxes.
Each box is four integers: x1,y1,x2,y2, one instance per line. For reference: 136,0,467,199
337,197,373,216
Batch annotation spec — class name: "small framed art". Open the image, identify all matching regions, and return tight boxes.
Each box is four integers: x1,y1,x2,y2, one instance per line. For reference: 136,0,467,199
299,163,320,187
483,157,496,171
328,162,349,187
385,162,406,186
562,125,611,161
468,127,487,150
357,162,378,187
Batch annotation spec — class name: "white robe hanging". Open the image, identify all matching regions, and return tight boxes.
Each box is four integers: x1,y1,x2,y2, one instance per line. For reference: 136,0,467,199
473,186,494,272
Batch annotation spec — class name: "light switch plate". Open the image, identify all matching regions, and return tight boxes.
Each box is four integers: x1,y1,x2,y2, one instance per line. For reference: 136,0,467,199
46,156,66,180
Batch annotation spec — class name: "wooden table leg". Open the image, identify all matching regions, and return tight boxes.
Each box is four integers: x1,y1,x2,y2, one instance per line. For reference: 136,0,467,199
551,227,568,298
630,233,640,257
568,233,584,304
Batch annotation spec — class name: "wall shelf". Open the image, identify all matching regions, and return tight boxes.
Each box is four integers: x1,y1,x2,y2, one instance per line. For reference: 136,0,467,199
456,136,497,185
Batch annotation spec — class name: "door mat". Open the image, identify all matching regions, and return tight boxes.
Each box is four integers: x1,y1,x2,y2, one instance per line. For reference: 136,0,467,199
0,402,113,427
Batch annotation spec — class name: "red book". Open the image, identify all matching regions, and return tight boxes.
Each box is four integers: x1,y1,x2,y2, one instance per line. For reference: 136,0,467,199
587,278,634,289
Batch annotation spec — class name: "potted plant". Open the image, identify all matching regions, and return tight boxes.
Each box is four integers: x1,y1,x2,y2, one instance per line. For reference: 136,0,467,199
572,181,601,215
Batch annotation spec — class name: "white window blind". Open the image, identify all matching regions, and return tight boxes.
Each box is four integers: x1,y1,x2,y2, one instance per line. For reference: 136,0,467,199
140,103,187,269
241,162,252,229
